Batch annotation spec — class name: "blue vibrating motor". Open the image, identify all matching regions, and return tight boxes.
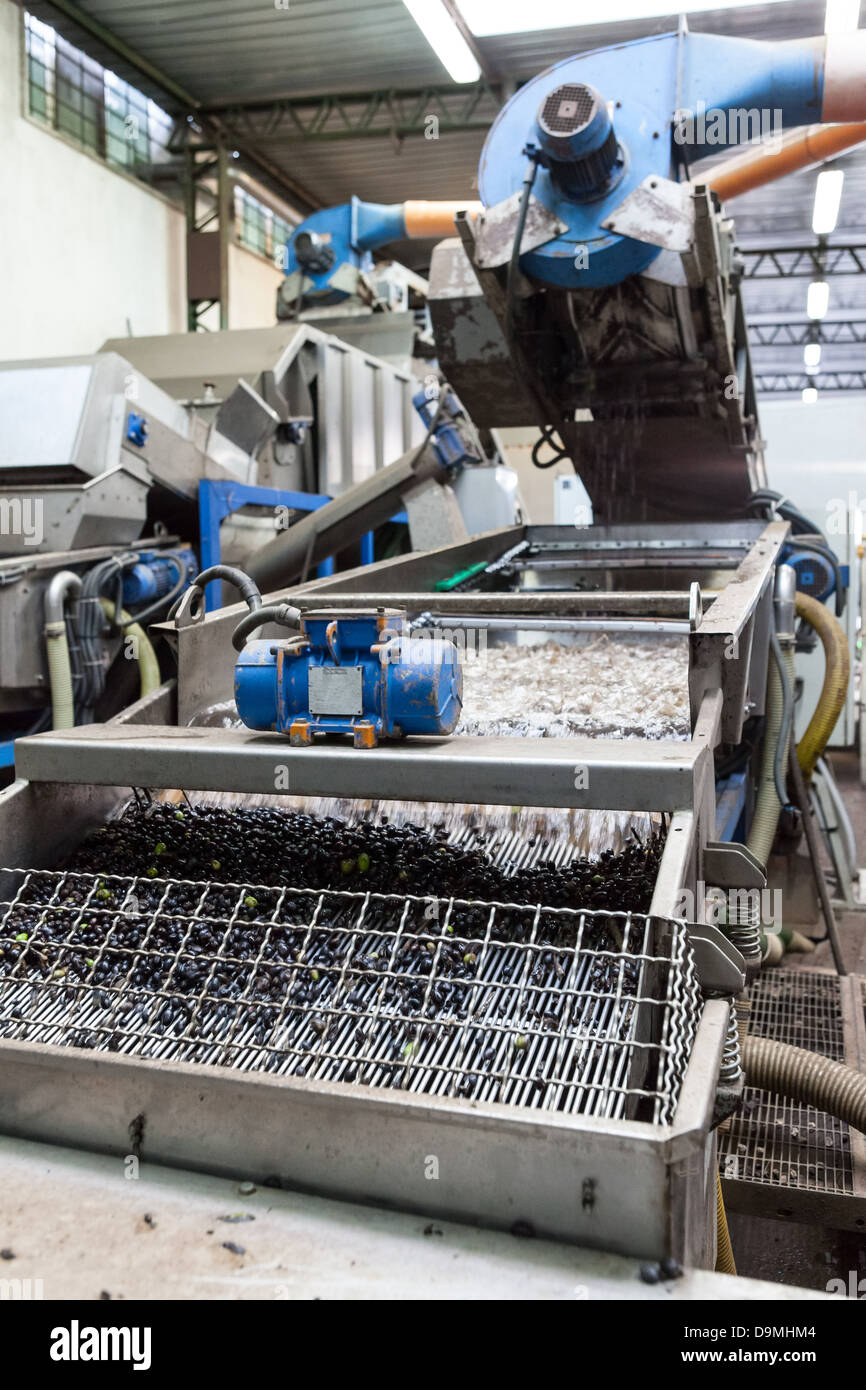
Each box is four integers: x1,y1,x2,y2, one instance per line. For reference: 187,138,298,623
235,609,463,749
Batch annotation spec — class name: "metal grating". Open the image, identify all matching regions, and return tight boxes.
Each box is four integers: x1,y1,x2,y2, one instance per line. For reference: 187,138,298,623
0,868,701,1125
539,84,596,136
719,972,853,1198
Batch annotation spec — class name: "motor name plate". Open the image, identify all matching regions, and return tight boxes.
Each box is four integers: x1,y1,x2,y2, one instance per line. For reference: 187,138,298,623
308,665,364,717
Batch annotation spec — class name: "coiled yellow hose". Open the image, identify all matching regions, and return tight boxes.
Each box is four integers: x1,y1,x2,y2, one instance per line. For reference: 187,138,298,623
715,1168,737,1275
795,592,850,779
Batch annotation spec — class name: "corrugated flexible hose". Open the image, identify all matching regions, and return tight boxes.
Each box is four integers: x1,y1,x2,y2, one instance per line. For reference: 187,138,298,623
795,591,850,780
45,620,76,729
719,1031,866,1274
98,600,161,699
743,1034,866,1134
746,637,794,868
715,1170,737,1275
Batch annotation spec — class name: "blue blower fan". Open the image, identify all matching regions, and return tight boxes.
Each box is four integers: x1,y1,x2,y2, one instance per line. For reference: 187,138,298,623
783,549,836,605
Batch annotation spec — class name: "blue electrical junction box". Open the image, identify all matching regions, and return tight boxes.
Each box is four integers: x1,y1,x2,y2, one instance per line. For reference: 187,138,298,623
235,610,463,749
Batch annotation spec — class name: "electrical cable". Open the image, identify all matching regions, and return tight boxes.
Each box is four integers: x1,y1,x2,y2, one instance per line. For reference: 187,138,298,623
748,489,823,537
815,755,858,876
73,553,138,722
167,562,301,653
232,602,303,652
747,490,846,615
787,741,847,975
170,564,264,623
503,155,571,470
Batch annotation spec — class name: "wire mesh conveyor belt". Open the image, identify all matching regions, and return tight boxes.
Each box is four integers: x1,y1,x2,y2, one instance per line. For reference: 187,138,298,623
0,869,701,1126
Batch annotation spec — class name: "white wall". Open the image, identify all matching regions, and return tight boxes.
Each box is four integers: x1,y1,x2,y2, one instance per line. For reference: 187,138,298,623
762,396,866,746
0,0,187,360
228,243,283,330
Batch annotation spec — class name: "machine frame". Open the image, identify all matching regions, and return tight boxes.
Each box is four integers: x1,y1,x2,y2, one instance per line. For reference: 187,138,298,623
0,520,786,1265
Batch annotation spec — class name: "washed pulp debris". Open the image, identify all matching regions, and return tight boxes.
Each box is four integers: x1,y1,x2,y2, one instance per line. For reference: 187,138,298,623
456,636,689,741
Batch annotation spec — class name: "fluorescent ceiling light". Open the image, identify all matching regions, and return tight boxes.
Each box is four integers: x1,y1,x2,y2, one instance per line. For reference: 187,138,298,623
807,280,831,319
804,343,822,368
812,169,845,235
403,1,480,82
461,0,792,37
802,387,819,403
825,0,861,33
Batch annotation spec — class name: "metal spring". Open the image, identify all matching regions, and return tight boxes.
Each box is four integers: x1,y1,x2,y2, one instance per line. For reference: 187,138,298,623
719,1001,743,1086
712,889,761,961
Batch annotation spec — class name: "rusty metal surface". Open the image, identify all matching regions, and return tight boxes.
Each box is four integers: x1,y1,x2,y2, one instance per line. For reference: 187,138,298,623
604,176,695,254
474,193,569,270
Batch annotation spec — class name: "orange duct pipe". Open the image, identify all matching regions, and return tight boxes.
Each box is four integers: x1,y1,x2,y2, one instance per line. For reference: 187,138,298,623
706,122,866,202
403,199,481,237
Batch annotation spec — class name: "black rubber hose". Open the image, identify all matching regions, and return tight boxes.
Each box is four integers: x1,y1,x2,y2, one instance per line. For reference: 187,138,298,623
169,564,265,622
193,565,263,613
747,489,823,537
747,491,846,614
232,602,302,653
743,1035,865,1131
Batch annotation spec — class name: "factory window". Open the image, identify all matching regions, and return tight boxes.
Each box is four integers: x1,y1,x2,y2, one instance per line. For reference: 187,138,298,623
234,186,295,267
24,13,174,186
273,214,293,270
